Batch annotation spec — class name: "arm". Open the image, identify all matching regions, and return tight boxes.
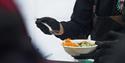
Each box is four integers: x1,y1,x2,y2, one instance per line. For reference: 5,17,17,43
56,0,95,39
35,0,95,40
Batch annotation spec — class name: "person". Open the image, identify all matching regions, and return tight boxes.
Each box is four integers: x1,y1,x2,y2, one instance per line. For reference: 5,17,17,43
35,0,125,63
0,0,44,63
36,0,125,40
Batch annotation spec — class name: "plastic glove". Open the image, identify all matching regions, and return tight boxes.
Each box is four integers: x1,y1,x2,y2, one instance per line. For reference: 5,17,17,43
73,31,122,59
35,17,60,35
94,31,125,63
73,40,117,59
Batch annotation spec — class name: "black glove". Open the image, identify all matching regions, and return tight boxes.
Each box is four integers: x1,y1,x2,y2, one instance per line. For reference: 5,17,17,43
73,31,121,59
94,32,125,63
73,40,117,59
35,17,60,35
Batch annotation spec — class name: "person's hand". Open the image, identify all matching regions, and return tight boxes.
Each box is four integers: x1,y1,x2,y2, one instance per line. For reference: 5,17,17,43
73,31,124,59
73,40,117,59
35,17,60,35
94,31,125,63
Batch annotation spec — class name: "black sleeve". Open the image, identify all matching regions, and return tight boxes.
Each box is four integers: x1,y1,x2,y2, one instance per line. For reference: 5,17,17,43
56,0,94,40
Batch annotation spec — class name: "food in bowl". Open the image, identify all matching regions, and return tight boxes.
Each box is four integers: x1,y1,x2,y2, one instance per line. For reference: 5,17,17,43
78,41,96,47
62,38,79,47
62,38,96,47
62,38,97,56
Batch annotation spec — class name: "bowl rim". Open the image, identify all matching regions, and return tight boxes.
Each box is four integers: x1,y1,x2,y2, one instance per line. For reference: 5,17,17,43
63,45,98,48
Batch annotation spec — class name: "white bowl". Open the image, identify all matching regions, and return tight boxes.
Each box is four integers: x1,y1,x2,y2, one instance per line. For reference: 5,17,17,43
63,40,98,56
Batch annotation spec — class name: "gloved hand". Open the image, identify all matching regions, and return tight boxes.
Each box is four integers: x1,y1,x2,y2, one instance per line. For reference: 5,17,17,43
73,31,122,59
35,17,60,35
73,40,117,59
94,31,125,63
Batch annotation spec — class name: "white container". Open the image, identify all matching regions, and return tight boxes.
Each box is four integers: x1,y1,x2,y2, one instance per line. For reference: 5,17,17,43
63,40,98,56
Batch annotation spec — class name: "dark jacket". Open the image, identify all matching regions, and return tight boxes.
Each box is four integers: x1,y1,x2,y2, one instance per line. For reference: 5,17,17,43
55,0,125,63
56,0,124,41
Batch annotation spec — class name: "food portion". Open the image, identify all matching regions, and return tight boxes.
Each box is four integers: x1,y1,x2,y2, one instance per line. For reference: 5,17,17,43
62,38,79,47
62,38,96,47
78,41,96,47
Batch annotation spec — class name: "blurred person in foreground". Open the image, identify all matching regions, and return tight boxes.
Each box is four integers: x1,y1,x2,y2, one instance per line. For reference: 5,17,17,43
0,0,50,63
36,0,125,63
